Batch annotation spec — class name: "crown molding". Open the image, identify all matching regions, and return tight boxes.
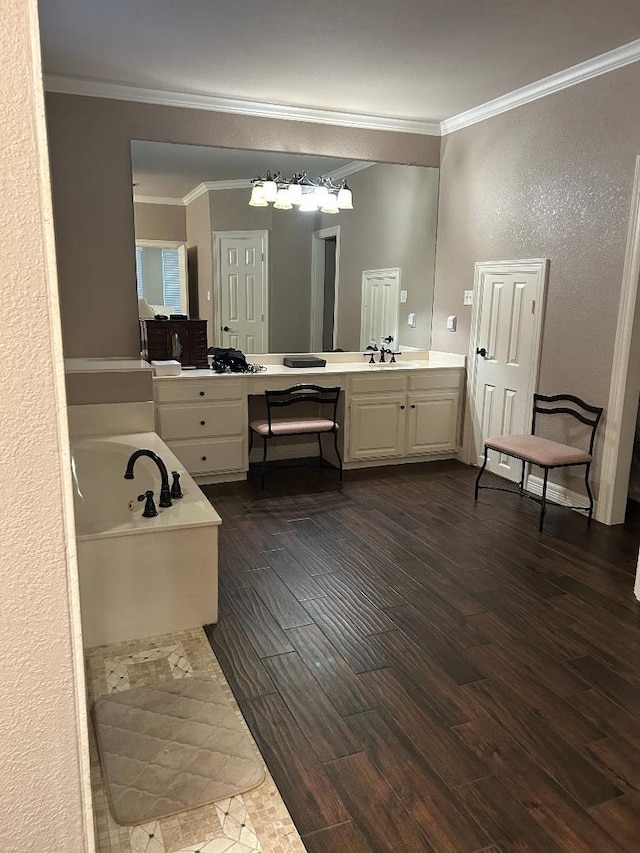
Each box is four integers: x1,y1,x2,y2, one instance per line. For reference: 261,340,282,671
325,161,375,181
133,194,184,205
203,179,252,191
442,37,640,134
182,183,209,205
44,74,442,136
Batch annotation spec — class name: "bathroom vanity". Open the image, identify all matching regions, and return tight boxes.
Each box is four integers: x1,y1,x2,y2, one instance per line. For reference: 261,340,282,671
152,351,465,483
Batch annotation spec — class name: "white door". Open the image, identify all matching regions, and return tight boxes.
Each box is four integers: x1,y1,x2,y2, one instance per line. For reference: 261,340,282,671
215,232,268,353
468,259,549,481
360,268,400,349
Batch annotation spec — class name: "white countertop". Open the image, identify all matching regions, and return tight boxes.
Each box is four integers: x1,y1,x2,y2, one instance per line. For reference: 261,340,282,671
160,350,465,379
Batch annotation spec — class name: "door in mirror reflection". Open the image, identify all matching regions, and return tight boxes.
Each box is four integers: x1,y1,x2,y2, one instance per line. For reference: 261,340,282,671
216,231,268,353
360,268,400,349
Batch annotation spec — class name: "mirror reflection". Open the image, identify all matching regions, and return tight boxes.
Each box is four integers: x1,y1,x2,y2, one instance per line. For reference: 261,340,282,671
131,142,439,354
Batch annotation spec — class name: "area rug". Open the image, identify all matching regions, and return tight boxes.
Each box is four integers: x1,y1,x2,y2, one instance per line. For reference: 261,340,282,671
93,674,265,826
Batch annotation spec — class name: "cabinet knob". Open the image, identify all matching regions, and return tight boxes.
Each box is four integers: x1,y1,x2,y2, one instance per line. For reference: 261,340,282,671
411,404,416,409
400,404,405,410
200,420,206,425
201,456,207,461
199,391,205,396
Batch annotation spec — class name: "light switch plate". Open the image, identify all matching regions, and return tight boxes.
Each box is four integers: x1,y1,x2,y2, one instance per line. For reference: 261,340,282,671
463,290,473,306
447,315,457,331
407,312,416,328
400,290,408,303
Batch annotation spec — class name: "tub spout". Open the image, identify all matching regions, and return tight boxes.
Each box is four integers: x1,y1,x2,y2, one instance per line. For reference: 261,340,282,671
124,449,172,508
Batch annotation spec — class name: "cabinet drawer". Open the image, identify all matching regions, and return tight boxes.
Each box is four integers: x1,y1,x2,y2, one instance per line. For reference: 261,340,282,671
157,401,245,440
167,437,246,475
155,378,245,403
408,369,462,392
349,374,407,395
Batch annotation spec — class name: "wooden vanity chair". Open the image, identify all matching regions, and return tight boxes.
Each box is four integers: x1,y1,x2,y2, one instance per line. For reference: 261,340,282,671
474,393,603,532
249,384,343,489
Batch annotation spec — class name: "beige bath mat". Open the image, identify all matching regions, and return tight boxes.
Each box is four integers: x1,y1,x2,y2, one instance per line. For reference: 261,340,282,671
93,675,265,825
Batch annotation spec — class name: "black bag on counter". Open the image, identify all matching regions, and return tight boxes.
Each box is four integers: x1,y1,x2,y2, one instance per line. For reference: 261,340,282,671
208,347,248,372
208,347,265,374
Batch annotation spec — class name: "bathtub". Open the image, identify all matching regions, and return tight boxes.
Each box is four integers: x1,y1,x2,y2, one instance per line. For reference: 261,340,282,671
72,431,221,648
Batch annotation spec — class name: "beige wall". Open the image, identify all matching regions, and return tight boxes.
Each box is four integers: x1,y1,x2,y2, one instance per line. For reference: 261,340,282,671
45,93,440,357
1,0,90,849
134,201,186,242
434,62,640,494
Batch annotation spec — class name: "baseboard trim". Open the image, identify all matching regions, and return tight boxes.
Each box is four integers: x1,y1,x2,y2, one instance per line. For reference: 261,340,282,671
526,474,593,516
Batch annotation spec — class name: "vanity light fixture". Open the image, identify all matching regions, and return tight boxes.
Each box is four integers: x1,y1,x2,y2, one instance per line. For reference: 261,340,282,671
249,170,353,214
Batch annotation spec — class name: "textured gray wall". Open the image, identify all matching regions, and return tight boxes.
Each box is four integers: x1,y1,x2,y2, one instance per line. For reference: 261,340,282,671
434,62,640,493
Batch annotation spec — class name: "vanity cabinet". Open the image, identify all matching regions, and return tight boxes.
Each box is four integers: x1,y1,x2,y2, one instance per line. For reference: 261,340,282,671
154,377,247,479
346,369,462,463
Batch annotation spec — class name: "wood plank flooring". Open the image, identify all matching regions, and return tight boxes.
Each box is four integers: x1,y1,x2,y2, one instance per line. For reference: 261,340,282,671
203,460,640,852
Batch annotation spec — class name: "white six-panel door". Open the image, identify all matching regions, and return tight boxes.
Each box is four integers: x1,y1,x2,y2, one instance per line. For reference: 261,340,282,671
214,231,268,353
360,268,400,349
468,259,549,481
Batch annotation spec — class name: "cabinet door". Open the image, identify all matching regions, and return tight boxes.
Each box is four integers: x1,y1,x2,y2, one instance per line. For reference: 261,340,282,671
349,394,406,460
406,391,460,455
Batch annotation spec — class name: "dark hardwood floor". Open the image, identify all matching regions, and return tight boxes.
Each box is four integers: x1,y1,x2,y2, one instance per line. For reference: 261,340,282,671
202,460,640,852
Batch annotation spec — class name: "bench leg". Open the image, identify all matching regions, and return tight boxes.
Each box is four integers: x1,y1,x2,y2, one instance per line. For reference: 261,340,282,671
333,430,343,482
585,462,594,524
539,467,549,532
475,447,489,500
261,436,268,490
519,459,526,496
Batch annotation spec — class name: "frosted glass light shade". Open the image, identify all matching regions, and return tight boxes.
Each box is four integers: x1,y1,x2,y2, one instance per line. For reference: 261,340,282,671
287,182,303,206
320,193,339,214
337,186,353,209
313,185,329,206
299,193,319,212
273,188,292,210
249,185,268,207
262,179,278,202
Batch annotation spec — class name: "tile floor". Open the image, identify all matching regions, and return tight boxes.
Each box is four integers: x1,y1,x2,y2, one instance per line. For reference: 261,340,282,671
85,628,306,853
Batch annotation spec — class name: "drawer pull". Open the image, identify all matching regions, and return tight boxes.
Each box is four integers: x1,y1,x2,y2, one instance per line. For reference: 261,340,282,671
201,456,207,461
411,404,416,409
400,405,405,410
200,420,206,425
199,391,205,397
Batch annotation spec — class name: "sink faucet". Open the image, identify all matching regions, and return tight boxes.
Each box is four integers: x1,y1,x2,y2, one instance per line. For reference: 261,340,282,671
124,449,172,508
379,347,393,363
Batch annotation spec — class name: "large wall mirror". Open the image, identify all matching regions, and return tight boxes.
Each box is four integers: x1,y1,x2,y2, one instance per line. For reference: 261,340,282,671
131,141,439,354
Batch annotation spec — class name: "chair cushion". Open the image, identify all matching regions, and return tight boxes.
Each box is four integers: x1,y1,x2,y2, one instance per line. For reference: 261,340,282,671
485,434,592,467
250,417,337,436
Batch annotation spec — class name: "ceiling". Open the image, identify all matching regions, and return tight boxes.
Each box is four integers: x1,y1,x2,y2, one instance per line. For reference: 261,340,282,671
130,142,360,199
39,0,640,128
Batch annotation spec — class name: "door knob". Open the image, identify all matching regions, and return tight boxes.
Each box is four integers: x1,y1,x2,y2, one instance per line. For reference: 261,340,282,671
222,325,230,332
476,347,487,357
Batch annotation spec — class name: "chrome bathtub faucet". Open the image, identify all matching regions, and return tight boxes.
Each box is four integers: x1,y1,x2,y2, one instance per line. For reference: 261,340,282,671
124,449,172,508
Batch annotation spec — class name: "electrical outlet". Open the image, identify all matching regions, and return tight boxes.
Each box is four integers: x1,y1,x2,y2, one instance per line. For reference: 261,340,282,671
400,290,408,304
463,290,473,306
